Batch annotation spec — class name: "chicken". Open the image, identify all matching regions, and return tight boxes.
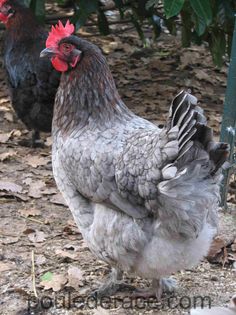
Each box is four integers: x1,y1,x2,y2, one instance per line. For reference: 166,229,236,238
0,0,60,147
40,21,229,298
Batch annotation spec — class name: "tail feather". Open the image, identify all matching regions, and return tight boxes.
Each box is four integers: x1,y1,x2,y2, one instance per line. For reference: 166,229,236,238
156,91,228,238
168,90,229,172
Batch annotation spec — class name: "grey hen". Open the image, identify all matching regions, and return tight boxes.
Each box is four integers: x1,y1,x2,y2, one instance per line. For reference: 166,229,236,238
41,21,229,298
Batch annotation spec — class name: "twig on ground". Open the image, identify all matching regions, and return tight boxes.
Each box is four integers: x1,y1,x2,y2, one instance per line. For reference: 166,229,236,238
31,250,38,298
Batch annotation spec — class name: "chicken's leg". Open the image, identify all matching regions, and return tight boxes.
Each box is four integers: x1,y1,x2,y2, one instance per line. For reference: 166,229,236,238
132,277,177,300
93,268,135,297
18,130,44,148
31,130,45,148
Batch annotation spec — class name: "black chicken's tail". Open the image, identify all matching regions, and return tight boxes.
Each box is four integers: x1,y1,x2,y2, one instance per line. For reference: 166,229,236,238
167,90,229,174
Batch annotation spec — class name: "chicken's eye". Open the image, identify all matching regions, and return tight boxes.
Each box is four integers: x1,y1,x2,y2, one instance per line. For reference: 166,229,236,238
2,3,14,16
61,43,73,54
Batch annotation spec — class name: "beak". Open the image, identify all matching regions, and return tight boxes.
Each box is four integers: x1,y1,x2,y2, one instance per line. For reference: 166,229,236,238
74,49,82,56
40,47,56,58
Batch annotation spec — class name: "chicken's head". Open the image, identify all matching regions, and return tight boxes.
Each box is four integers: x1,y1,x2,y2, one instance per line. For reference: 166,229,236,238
40,20,82,72
0,0,15,23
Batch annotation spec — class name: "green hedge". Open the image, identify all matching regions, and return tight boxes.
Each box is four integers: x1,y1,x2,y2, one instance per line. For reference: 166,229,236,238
27,0,236,67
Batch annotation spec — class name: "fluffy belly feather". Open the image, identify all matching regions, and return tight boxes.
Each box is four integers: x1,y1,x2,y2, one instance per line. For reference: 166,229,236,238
82,204,215,279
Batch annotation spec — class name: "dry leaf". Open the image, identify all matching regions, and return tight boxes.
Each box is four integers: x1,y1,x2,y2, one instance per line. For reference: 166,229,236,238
35,255,47,266
2,236,19,245
40,274,67,292
28,230,47,243
179,50,200,69
232,239,236,252
28,180,46,199
228,253,236,262
50,193,67,207
67,266,84,290
0,150,16,162
0,261,15,272
19,208,41,217
41,187,58,196
4,111,14,122
207,236,226,260
55,249,79,261
22,177,33,186
0,132,12,143
45,136,52,147
12,129,22,137
24,155,50,168
0,181,23,193
0,217,26,237
194,69,213,84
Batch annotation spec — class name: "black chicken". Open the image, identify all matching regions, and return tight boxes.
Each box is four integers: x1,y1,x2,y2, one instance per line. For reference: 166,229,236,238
0,0,60,146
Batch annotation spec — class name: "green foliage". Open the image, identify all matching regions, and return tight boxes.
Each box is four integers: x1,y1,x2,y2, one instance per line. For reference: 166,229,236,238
146,0,236,66
25,0,236,67
189,0,212,27
72,0,99,29
163,0,185,19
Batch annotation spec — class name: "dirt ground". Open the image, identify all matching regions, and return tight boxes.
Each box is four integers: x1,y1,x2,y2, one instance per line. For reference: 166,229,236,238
0,8,236,315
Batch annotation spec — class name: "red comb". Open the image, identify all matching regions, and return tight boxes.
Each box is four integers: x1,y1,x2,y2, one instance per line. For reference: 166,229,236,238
0,0,7,6
46,20,75,48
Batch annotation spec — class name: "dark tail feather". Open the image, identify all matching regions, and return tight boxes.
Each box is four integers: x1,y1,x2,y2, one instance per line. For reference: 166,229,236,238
168,90,229,173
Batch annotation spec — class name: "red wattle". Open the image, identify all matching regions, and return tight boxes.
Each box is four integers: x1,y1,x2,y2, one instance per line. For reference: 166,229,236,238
51,56,68,72
70,55,80,68
0,13,8,23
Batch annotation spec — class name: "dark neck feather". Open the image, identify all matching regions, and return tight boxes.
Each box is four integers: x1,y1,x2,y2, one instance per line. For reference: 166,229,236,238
6,6,43,40
54,49,133,135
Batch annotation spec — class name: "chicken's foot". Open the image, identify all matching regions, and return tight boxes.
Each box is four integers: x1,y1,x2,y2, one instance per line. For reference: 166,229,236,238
31,130,44,148
18,130,44,148
131,277,177,300
92,268,135,298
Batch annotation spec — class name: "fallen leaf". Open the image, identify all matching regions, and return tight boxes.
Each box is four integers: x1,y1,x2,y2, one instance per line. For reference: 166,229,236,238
232,239,236,252
179,50,200,70
0,132,12,143
45,137,52,147
22,177,33,186
207,236,226,260
41,187,58,196
0,181,23,193
50,193,67,207
23,155,50,168
35,255,47,266
0,150,16,162
23,228,35,235
28,180,46,199
64,244,80,251
19,208,41,217
55,249,79,261
2,236,19,245
63,224,80,235
40,273,67,292
67,266,84,290
12,129,22,137
194,69,213,84
4,111,14,122
0,217,26,237
228,253,236,262
28,230,47,243
0,261,15,272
